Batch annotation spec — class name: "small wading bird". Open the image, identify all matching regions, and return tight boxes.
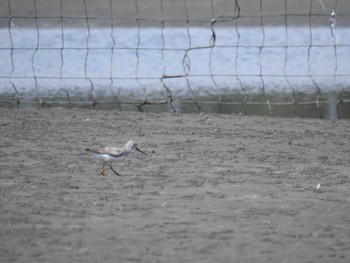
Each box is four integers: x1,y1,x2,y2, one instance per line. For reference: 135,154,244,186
86,140,147,176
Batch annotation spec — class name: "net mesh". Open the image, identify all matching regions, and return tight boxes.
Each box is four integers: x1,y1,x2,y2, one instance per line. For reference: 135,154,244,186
0,0,349,118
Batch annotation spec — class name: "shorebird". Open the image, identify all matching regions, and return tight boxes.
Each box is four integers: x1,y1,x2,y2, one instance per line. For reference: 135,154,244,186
86,140,147,176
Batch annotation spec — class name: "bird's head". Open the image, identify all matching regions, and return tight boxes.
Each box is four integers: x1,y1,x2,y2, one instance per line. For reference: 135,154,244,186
125,140,147,155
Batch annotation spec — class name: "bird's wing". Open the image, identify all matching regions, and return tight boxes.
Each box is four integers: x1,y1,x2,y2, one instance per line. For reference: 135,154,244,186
86,147,124,157
102,147,125,157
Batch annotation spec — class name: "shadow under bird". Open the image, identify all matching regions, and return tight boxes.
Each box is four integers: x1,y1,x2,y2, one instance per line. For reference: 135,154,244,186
86,140,147,176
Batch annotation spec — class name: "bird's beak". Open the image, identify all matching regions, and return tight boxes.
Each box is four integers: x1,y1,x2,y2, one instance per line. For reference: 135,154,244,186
136,147,147,155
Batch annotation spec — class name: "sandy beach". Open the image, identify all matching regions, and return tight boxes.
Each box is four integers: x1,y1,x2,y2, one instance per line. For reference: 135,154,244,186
0,108,349,262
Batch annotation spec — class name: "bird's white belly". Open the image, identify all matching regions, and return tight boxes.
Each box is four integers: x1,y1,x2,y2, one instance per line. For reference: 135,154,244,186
94,153,125,162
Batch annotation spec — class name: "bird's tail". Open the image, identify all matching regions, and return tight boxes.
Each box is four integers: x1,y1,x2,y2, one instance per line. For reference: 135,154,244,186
86,148,100,154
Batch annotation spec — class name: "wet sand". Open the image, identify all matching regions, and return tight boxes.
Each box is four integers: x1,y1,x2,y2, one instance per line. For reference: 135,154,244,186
1,108,349,262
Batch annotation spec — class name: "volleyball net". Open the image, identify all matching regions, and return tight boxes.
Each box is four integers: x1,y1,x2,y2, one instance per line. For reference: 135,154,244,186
0,0,349,118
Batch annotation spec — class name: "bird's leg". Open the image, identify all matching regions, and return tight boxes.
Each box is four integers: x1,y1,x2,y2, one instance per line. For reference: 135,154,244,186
100,161,106,176
109,163,121,176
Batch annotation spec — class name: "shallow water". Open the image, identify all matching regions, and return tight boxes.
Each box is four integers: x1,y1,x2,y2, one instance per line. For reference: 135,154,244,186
0,25,349,118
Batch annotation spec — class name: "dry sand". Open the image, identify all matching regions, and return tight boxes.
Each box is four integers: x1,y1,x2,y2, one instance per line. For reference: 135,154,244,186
1,108,350,262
